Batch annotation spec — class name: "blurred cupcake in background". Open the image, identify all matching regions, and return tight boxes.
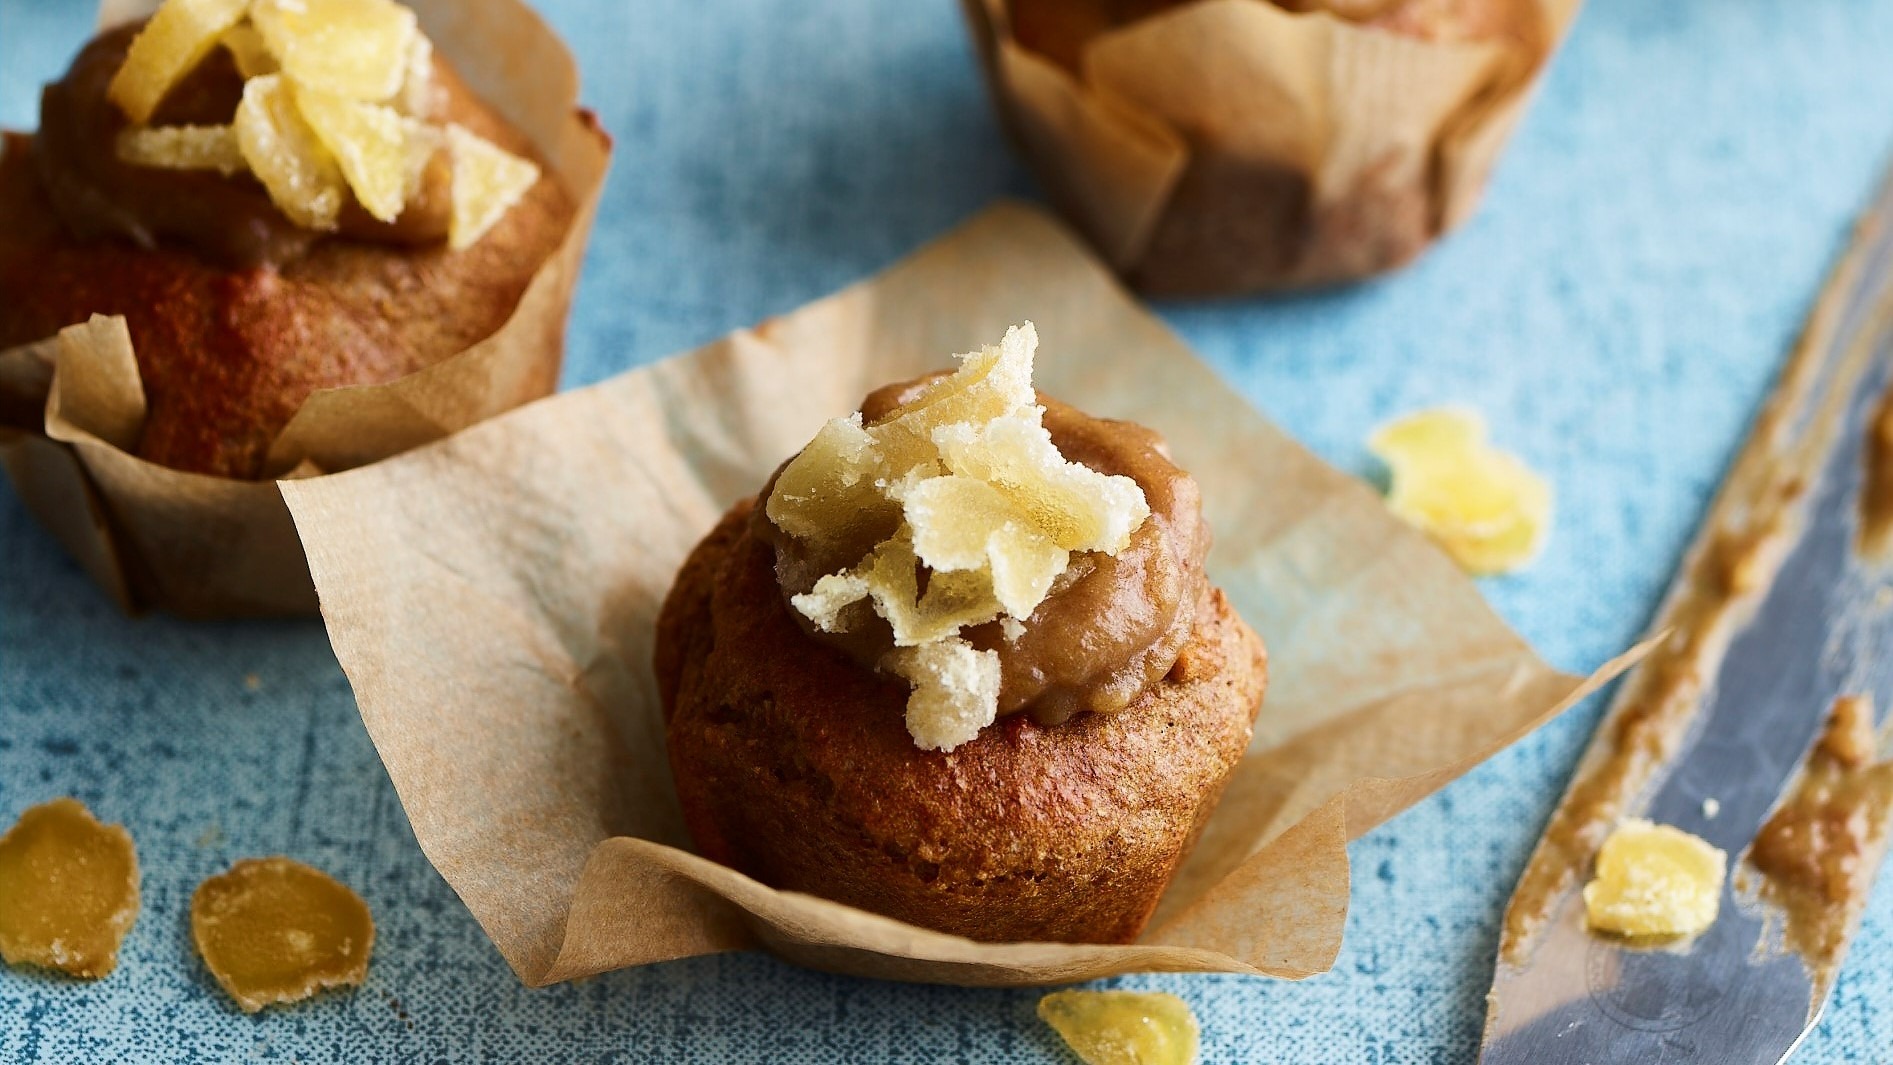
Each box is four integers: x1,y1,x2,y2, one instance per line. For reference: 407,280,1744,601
962,0,1575,294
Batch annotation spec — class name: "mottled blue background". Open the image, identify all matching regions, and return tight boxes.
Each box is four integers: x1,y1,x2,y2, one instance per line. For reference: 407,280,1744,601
3,0,1891,1060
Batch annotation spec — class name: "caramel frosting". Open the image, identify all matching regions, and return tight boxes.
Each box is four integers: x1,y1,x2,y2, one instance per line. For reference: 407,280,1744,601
763,374,1209,732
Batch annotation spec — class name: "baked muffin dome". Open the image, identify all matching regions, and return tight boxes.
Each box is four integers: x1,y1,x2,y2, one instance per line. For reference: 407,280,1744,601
659,500,1265,943
658,347,1267,944
0,22,574,479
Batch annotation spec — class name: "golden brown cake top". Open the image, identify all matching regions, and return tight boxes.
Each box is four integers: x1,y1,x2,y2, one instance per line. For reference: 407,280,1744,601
761,324,1210,750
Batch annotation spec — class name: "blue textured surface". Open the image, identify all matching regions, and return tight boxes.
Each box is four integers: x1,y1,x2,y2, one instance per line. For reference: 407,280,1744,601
3,0,1892,1060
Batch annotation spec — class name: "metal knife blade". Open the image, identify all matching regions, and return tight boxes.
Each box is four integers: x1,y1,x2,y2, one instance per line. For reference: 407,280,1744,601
1480,169,1893,1065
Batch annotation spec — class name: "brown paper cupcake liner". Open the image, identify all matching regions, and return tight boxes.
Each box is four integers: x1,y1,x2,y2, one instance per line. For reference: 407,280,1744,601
282,202,1645,986
962,0,1582,294
0,0,611,618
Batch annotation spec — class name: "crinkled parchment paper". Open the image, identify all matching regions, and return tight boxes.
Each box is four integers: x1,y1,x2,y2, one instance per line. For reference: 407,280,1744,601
283,202,1640,986
960,0,1581,294
0,0,610,618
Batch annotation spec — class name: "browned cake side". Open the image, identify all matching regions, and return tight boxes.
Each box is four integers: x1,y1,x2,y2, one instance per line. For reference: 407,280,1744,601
0,41,575,479
657,500,1268,944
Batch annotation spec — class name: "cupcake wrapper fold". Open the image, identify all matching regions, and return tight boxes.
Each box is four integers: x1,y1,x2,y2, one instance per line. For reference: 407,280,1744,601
283,202,1645,986
0,0,611,618
961,0,1582,294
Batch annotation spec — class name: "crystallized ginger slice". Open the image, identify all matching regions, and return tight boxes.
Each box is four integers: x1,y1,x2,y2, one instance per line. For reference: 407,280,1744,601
0,798,140,980
117,124,247,175
1583,819,1726,938
295,87,410,222
220,24,279,79
769,324,1150,751
395,33,439,118
192,856,374,1013
1369,407,1551,576
1037,990,1201,1065
444,124,541,251
234,74,347,230
884,638,1002,753
251,0,418,102
107,0,252,124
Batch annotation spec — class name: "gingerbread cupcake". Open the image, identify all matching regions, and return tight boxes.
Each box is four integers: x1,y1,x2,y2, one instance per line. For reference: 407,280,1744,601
963,0,1571,293
0,0,608,615
657,324,1267,942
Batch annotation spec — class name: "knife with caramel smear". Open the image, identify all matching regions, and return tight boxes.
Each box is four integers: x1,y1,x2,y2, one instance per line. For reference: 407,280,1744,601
1481,170,1893,1064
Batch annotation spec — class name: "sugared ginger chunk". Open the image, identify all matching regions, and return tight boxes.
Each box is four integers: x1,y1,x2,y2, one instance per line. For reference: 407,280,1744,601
117,124,247,175
768,323,1149,751
192,856,374,1013
1037,989,1201,1065
233,73,348,230
0,798,141,979
106,0,251,124
295,86,410,222
1583,818,1726,938
1370,407,1552,576
251,0,417,102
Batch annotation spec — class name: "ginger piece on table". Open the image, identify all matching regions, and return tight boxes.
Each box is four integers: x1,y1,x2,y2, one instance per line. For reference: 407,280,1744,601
1369,406,1552,575
0,798,140,979
1038,989,1201,1065
192,856,374,1012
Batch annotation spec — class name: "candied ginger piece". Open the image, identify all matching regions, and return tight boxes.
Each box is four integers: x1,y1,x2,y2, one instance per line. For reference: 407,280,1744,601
933,413,1148,554
1037,990,1201,1065
1369,407,1551,576
885,638,1002,752
767,324,1150,750
107,0,252,124
235,75,347,230
905,475,1067,616
0,798,140,979
220,24,279,79
1583,819,1726,938
395,33,439,117
768,413,895,543
398,116,444,200
116,124,246,175
445,124,541,250
192,857,374,1013
295,87,409,222
251,0,417,102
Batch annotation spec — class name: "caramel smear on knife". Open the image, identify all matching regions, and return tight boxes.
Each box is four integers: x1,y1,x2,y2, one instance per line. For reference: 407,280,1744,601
1369,407,1551,575
1749,695,1893,990
767,322,1150,751
192,856,374,1012
0,798,141,979
1581,819,1726,939
1037,989,1200,1065
108,0,537,246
